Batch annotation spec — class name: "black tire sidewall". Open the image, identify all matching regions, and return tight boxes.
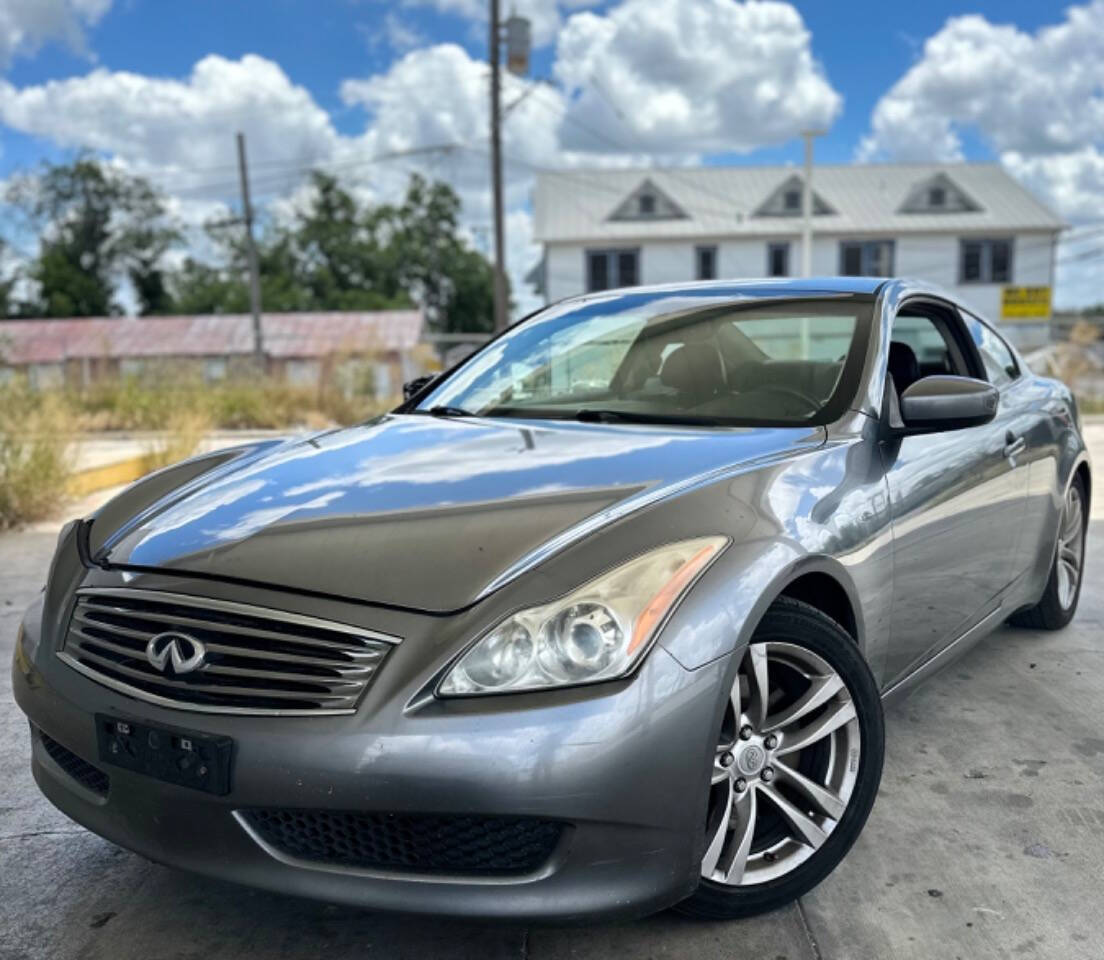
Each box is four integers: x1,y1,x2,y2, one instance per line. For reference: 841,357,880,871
677,598,885,920
1013,473,1088,631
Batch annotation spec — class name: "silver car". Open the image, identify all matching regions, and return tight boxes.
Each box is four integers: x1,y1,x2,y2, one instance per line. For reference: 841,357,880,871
13,278,1090,921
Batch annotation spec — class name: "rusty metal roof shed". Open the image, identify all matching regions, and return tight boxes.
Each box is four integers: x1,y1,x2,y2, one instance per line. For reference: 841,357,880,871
0,311,425,366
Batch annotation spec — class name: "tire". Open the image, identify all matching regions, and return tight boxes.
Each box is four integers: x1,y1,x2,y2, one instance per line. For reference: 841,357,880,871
1009,474,1087,631
676,597,884,921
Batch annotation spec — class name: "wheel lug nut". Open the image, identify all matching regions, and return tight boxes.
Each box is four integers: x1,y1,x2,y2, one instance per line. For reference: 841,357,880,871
720,752,735,768
739,725,754,741
735,778,747,792
764,734,777,750
761,766,775,782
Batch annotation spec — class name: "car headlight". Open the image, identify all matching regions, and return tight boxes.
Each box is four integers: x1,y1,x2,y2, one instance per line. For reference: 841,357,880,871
438,536,728,696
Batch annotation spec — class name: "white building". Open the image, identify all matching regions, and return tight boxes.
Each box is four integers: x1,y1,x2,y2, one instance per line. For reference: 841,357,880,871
530,164,1063,345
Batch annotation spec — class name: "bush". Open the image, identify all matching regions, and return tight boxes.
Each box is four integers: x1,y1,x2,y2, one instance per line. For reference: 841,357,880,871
0,383,72,529
68,375,398,431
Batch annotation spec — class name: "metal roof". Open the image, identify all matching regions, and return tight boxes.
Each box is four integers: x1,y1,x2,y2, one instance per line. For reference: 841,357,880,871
533,163,1064,244
0,311,424,366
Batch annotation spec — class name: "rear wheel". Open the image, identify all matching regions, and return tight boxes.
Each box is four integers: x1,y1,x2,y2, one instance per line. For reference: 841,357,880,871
1010,476,1087,631
676,598,884,920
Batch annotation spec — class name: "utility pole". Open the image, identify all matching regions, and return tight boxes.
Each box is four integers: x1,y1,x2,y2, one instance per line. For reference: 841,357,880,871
488,10,530,332
236,132,264,367
489,0,508,332
801,130,826,278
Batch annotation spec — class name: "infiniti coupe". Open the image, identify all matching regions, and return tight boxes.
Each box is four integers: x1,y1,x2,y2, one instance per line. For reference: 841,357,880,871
13,278,1089,920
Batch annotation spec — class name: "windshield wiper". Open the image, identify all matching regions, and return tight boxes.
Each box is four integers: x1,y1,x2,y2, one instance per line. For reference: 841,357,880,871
572,409,728,427
423,405,475,418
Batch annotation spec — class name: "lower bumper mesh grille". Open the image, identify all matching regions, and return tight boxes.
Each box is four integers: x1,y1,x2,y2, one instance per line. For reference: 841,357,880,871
241,809,564,876
37,729,110,796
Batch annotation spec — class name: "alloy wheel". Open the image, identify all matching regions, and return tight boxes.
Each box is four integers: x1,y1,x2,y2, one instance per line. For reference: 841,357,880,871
1056,485,1085,611
702,641,861,887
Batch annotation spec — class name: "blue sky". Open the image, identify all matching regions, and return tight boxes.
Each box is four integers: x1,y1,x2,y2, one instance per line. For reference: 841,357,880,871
0,0,1101,307
0,0,1068,172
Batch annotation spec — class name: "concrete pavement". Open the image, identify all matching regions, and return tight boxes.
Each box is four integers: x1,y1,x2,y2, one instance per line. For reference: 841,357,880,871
2,497,1102,958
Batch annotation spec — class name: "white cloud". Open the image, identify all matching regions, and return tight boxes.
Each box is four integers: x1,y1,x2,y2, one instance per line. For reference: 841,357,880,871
340,42,570,215
0,0,111,69
0,54,339,179
400,0,599,49
553,0,841,155
854,2,1104,306
857,3,1104,165
383,12,425,52
1002,148,1104,222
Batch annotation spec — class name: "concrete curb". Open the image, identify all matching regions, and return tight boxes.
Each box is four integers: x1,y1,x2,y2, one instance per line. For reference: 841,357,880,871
67,454,154,497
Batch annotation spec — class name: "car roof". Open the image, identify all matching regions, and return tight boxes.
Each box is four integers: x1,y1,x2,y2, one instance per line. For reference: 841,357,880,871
558,276,888,305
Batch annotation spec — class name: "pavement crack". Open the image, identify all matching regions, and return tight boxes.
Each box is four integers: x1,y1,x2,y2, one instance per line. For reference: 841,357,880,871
796,898,823,960
0,828,88,841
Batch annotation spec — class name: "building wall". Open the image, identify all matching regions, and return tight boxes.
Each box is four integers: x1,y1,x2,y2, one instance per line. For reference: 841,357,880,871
542,230,1058,330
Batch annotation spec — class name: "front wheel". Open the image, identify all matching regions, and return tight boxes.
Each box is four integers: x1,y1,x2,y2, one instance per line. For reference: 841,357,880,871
676,597,884,920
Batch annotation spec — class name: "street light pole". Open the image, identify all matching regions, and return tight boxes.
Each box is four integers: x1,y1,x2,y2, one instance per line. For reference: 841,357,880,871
489,0,508,332
800,130,825,279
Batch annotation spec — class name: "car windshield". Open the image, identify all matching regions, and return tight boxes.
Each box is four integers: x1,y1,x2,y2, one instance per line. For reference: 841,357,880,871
417,291,872,426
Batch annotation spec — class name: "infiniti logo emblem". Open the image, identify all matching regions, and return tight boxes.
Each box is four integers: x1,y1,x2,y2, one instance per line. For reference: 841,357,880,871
146,631,207,675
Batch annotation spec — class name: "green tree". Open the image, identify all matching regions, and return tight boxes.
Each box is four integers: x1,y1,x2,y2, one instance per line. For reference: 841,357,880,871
162,171,495,327
6,154,180,317
384,174,499,332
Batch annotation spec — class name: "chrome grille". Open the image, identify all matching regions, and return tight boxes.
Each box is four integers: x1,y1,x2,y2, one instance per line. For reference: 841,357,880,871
59,588,399,716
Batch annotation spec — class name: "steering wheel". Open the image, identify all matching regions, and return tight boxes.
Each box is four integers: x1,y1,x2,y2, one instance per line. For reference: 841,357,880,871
739,384,822,411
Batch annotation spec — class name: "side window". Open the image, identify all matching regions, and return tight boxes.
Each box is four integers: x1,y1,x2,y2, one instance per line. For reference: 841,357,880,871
891,311,968,379
965,314,1019,387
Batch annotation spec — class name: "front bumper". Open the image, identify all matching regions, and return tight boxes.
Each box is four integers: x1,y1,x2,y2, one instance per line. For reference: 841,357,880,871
13,588,732,920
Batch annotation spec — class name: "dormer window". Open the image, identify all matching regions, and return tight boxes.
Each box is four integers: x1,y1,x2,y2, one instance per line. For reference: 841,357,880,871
753,175,835,217
899,174,981,214
607,179,688,223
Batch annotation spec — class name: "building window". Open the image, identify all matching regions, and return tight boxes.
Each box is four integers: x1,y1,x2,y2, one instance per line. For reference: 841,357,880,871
586,248,640,292
960,238,1012,284
696,245,717,280
783,189,802,212
839,240,895,277
928,186,946,207
638,193,655,215
286,359,321,387
28,363,63,390
767,242,790,277
203,357,228,382
119,358,145,379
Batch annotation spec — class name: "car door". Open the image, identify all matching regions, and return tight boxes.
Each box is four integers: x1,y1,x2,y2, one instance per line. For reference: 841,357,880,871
958,309,1039,583
879,300,1029,685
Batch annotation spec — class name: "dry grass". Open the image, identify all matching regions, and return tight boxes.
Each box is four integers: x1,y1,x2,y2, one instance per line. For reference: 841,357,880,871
70,376,397,431
0,371,401,526
0,383,73,529
140,408,212,473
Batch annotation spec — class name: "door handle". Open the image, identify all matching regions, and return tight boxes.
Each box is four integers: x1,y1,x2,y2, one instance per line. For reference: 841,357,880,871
1003,432,1026,458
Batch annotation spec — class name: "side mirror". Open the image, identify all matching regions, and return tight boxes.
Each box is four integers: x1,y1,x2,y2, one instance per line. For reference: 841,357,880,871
402,374,437,401
899,375,998,433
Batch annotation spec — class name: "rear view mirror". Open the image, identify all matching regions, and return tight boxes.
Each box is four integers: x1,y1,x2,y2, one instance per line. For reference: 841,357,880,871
402,374,437,401
899,375,998,433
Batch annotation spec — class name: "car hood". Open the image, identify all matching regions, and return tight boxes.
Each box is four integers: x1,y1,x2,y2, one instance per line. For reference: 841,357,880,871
98,414,822,612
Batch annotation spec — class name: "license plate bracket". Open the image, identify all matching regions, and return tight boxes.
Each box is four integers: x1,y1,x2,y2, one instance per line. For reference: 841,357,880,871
95,714,233,796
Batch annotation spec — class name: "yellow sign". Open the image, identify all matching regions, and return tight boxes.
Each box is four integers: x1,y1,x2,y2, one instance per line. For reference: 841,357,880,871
1001,286,1051,319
